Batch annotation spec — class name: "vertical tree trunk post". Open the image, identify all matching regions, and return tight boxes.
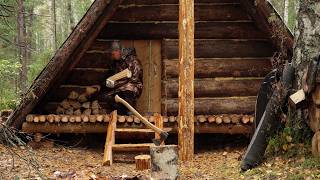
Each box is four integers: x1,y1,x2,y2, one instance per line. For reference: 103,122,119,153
178,0,195,162
150,145,179,179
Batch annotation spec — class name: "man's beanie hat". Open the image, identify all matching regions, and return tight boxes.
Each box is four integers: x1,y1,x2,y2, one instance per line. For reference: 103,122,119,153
111,40,122,51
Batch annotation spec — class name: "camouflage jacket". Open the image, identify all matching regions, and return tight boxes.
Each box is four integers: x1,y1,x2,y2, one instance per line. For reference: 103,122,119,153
107,48,143,97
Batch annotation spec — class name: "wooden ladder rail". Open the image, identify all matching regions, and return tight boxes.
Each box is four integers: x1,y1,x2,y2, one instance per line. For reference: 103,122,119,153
103,112,164,166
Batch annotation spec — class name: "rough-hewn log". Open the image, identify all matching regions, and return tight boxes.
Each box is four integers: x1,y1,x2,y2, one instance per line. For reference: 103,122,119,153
178,0,194,162
135,155,151,171
111,4,249,21
8,0,123,129
99,22,265,39
163,58,271,79
162,39,274,59
163,97,256,115
163,78,262,98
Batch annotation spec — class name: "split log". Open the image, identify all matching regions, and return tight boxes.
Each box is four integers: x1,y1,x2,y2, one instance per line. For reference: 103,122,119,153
69,116,76,123
222,115,231,124
249,116,254,123
104,115,110,122
92,100,100,109
92,108,100,115
61,100,71,109
97,115,104,122
231,115,241,124
83,109,92,115
33,116,40,123
82,102,91,109
127,116,134,123
56,106,65,115
75,116,82,122
118,116,126,123
39,115,46,123
134,116,140,123
150,145,178,179
54,115,61,123
81,115,89,122
197,115,207,123
89,115,97,123
216,116,223,124
74,109,82,116
68,91,79,100
135,155,151,171
312,131,320,157
241,115,250,124
100,109,107,114
61,115,69,123
47,114,55,123
78,94,88,103
70,101,81,109
65,108,74,115
208,116,215,123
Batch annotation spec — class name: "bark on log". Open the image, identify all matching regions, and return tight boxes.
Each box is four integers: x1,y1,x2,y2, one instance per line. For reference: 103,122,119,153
150,145,178,179
163,58,272,79
309,104,320,132
135,155,151,171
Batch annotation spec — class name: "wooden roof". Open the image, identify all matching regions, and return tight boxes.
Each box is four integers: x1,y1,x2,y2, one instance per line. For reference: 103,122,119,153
7,0,293,129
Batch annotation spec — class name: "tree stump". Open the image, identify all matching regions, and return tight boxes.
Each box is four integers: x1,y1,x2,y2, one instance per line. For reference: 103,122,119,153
135,155,151,171
150,145,178,180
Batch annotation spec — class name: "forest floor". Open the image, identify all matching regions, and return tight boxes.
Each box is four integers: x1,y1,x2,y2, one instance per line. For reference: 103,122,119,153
0,134,320,180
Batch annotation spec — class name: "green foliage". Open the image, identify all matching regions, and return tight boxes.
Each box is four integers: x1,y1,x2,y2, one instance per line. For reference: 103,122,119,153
28,50,53,84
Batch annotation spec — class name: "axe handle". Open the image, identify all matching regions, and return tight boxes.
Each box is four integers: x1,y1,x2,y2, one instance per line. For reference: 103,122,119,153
107,68,132,82
115,95,163,134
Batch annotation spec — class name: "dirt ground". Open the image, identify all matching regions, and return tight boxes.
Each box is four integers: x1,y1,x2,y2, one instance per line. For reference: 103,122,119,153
0,134,320,180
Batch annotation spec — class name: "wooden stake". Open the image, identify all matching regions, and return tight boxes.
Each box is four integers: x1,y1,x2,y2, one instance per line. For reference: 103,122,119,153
103,110,117,166
178,0,194,161
135,155,151,171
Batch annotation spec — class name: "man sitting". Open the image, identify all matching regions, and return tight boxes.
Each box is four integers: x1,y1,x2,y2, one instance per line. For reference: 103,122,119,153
100,41,143,115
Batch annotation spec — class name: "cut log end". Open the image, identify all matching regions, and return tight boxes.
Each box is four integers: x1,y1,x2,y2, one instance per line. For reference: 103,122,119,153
135,155,151,171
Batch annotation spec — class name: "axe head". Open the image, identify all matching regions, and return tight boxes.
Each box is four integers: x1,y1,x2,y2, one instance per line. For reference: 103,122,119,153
152,131,169,146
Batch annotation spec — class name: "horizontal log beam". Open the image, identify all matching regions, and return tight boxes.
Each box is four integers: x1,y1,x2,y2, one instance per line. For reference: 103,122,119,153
75,52,112,68
163,78,263,98
162,97,256,115
98,22,265,39
21,122,252,134
163,58,272,78
111,4,250,21
162,39,275,59
64,68,111,86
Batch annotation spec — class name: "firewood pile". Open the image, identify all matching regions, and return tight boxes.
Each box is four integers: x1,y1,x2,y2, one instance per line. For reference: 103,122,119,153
25,113,254,125
56,86,107,116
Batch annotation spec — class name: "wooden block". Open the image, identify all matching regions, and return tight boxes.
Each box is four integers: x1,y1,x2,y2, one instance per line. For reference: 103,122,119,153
163,116,168,123
26,114,34,122
112,143,153,152
70,101,81,109
150,145,178,179
241,115,250,124
208,115,215,123
56,106,65,115
289,89,306,108
135,155,151,171
100,109,107,114
92,108,100,115
169,116,176,123
61,100,71,109
33,116,40,123
92,100,100,109
249,116,254,123
65,108,74,115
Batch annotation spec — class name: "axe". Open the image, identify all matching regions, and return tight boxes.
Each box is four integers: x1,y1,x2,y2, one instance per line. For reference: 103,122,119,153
115,95,168,146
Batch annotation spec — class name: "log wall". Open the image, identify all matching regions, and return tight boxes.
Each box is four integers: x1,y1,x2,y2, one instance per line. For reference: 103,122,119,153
37,0,274,118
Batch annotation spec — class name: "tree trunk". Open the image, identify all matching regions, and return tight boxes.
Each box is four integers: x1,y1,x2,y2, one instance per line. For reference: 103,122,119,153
291,1,320,138
17,0,28,95
67,0,75,32
51,0,57,50
27,5,34,64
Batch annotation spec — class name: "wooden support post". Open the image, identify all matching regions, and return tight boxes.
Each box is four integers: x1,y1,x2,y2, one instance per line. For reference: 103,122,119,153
155,113,164,145
150,145,179,179
178,0,195,161
103,110,117,166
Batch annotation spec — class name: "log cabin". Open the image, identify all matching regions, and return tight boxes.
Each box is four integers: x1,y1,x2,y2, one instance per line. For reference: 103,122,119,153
7,0,293,136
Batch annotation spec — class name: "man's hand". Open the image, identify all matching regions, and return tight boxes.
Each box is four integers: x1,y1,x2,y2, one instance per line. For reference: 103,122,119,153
106,79,115,88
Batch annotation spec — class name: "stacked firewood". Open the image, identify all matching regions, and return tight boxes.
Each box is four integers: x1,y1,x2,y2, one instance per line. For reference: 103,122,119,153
55,87,107,116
